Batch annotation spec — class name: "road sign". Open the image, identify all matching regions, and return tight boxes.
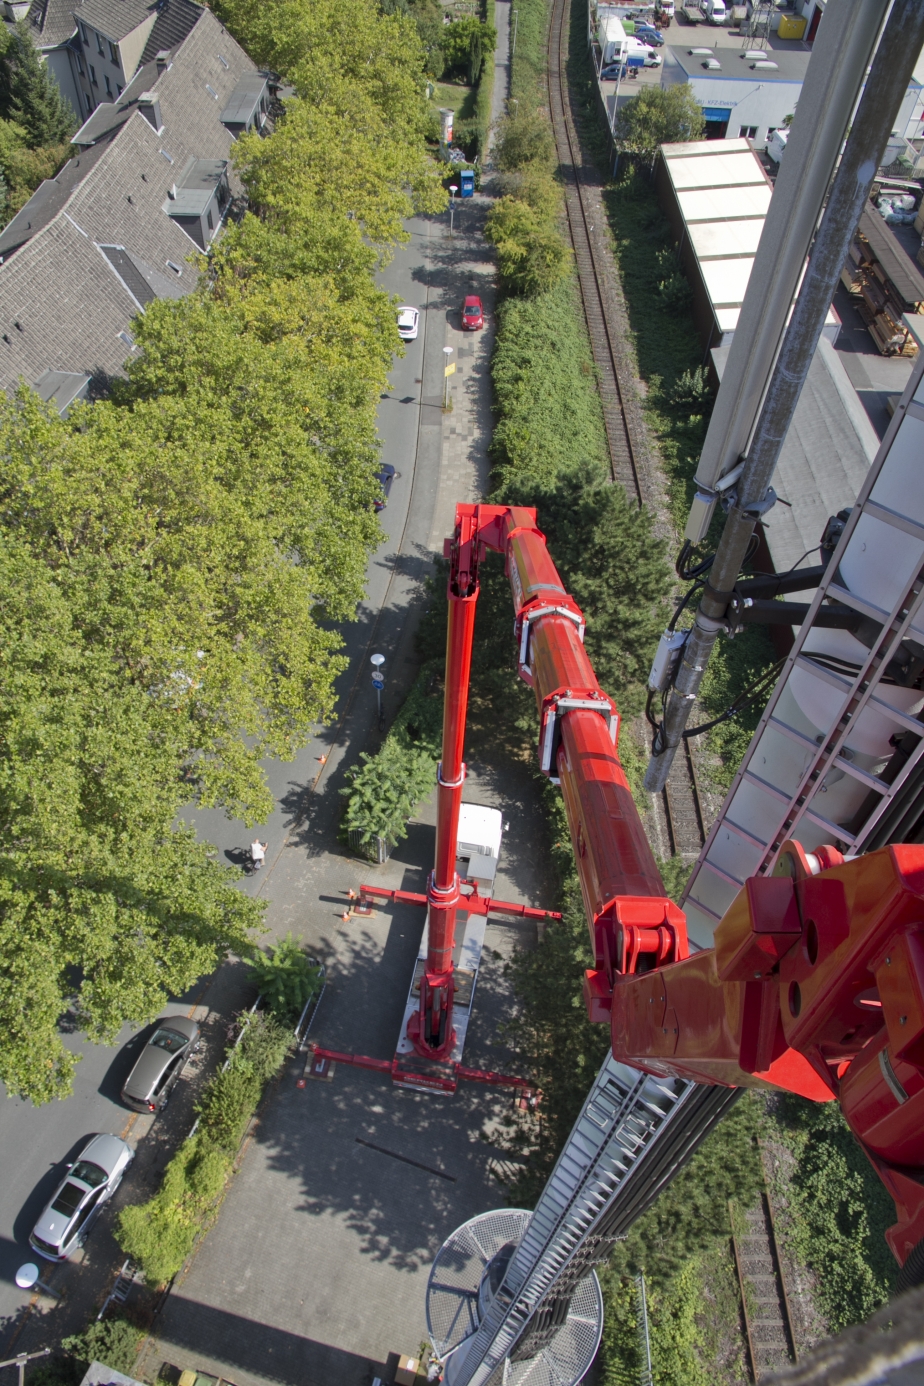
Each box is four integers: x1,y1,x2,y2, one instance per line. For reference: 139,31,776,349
372,675,384,689
444,362,456,377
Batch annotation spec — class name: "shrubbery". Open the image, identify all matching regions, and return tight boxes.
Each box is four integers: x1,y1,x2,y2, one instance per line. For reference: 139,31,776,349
485,196,569,296
340,662,443,855
117,1012,290,1284
248,934,322,1025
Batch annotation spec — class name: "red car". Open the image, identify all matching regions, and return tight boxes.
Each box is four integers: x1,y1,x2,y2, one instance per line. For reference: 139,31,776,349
462,295,484,330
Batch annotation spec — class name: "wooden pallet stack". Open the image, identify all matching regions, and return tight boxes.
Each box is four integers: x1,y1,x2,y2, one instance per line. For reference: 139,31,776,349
839,206,924,356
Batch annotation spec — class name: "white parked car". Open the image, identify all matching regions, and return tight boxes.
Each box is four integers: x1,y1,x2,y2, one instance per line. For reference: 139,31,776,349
30,1134,134,1262
396,306,419,340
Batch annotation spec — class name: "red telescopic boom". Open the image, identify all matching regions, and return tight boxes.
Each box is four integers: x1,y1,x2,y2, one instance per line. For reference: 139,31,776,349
416,502,924,1275
408,504,687,1062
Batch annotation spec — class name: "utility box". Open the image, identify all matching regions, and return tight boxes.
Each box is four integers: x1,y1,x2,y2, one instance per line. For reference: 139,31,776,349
460,168,475,198
777,13,806,38
395,1356,420,1386
456,803,503,889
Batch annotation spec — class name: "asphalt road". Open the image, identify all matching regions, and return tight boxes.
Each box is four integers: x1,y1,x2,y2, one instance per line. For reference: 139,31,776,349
0,217,440,1347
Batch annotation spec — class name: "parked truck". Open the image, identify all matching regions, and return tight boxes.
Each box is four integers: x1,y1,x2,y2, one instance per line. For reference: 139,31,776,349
682,0,726,21
597,12,629,65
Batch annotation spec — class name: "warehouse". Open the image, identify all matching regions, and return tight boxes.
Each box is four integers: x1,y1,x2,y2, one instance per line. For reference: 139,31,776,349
654,137,840,354
660,45,809,144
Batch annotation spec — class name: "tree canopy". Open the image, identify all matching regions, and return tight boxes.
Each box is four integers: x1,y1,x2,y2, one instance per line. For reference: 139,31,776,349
0,22,75,147
611,85,705,162
0,0,445,1102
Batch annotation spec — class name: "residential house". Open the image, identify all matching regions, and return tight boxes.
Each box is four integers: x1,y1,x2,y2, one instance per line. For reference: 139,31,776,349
0,2,270,410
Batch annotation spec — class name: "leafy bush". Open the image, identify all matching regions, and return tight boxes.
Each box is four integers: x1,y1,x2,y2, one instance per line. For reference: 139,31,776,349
485,196,569,296
116,1012,290,1284
61,1318,143,1377
492,108,555,172
248,934,322,1024
774,1095,897,1330
341,741,435,848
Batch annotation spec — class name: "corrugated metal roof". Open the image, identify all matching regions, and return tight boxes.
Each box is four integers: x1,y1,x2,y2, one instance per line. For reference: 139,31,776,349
858,207,924,309
667,150,767,191
688,217,764,259
676,183,772,223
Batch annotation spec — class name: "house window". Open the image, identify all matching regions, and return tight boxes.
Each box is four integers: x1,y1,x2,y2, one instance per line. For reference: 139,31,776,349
109,40,118,64
75,51,84,74
116,83,122,95
89,64,97,85
96,31,104,54
78,20,87,42
738,125,758,139
105,74,112,97
85,92,93,113
206,207,214,230
166,260,182,275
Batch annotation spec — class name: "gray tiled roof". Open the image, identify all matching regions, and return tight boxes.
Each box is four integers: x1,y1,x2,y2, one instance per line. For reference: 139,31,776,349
0,6,255,393
73,0,157,44
139,0,201,65
26,0,78,48
70,59,162,146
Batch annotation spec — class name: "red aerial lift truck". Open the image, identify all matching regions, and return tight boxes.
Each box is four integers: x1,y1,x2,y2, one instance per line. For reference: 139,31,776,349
403,500,924,1279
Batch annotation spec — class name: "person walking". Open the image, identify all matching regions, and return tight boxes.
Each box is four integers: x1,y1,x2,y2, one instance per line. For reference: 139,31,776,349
250,839,267,872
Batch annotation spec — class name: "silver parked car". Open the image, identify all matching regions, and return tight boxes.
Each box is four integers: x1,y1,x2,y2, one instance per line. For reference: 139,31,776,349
29,1133,134,1262
121,1015,200,1113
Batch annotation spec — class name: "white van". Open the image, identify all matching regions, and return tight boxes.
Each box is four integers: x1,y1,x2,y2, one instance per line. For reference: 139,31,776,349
766,127,788,164
702,0,726,21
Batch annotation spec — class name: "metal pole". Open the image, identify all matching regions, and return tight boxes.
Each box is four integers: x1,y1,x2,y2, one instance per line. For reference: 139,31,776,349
511,7,518,57
644,0,924,794
0,1351,51,1386
680,0,889,545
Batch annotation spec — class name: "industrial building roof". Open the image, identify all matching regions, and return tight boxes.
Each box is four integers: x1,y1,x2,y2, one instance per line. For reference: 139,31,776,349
659,138,837,339
711,335,878,580
664,45,811,82
857,207,924,309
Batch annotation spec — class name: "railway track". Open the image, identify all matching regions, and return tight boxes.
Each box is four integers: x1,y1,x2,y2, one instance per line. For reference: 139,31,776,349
547,0,643,501
731,1194,798,1380
545,0,707,856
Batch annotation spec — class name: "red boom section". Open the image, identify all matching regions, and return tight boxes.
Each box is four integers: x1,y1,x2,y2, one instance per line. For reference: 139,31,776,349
406,503,688,1065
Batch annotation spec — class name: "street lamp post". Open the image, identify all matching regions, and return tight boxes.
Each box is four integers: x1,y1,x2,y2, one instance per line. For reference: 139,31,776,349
448,183,458,238
511,7,519,57
370,653,385,727
443,345,454,410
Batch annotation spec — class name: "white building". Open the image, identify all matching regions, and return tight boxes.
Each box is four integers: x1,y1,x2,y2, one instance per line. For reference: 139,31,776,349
661,40,924,151
661,45,809,144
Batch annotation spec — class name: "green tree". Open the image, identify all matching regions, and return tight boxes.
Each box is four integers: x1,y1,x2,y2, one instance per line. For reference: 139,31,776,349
611,85,705,163
492,107,555,173
440,17,497,84
0,119,69,220
0,529,262,1102
0,22,75,147
485,196,569,296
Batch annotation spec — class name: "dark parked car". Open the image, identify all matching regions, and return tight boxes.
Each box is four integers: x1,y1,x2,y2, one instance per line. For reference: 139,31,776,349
374,464,396,511
30,1134,133,1262
634,23,665,42
120,1015,200,1112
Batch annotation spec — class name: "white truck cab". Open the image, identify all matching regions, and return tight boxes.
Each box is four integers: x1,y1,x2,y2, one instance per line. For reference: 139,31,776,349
456,803,504,890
